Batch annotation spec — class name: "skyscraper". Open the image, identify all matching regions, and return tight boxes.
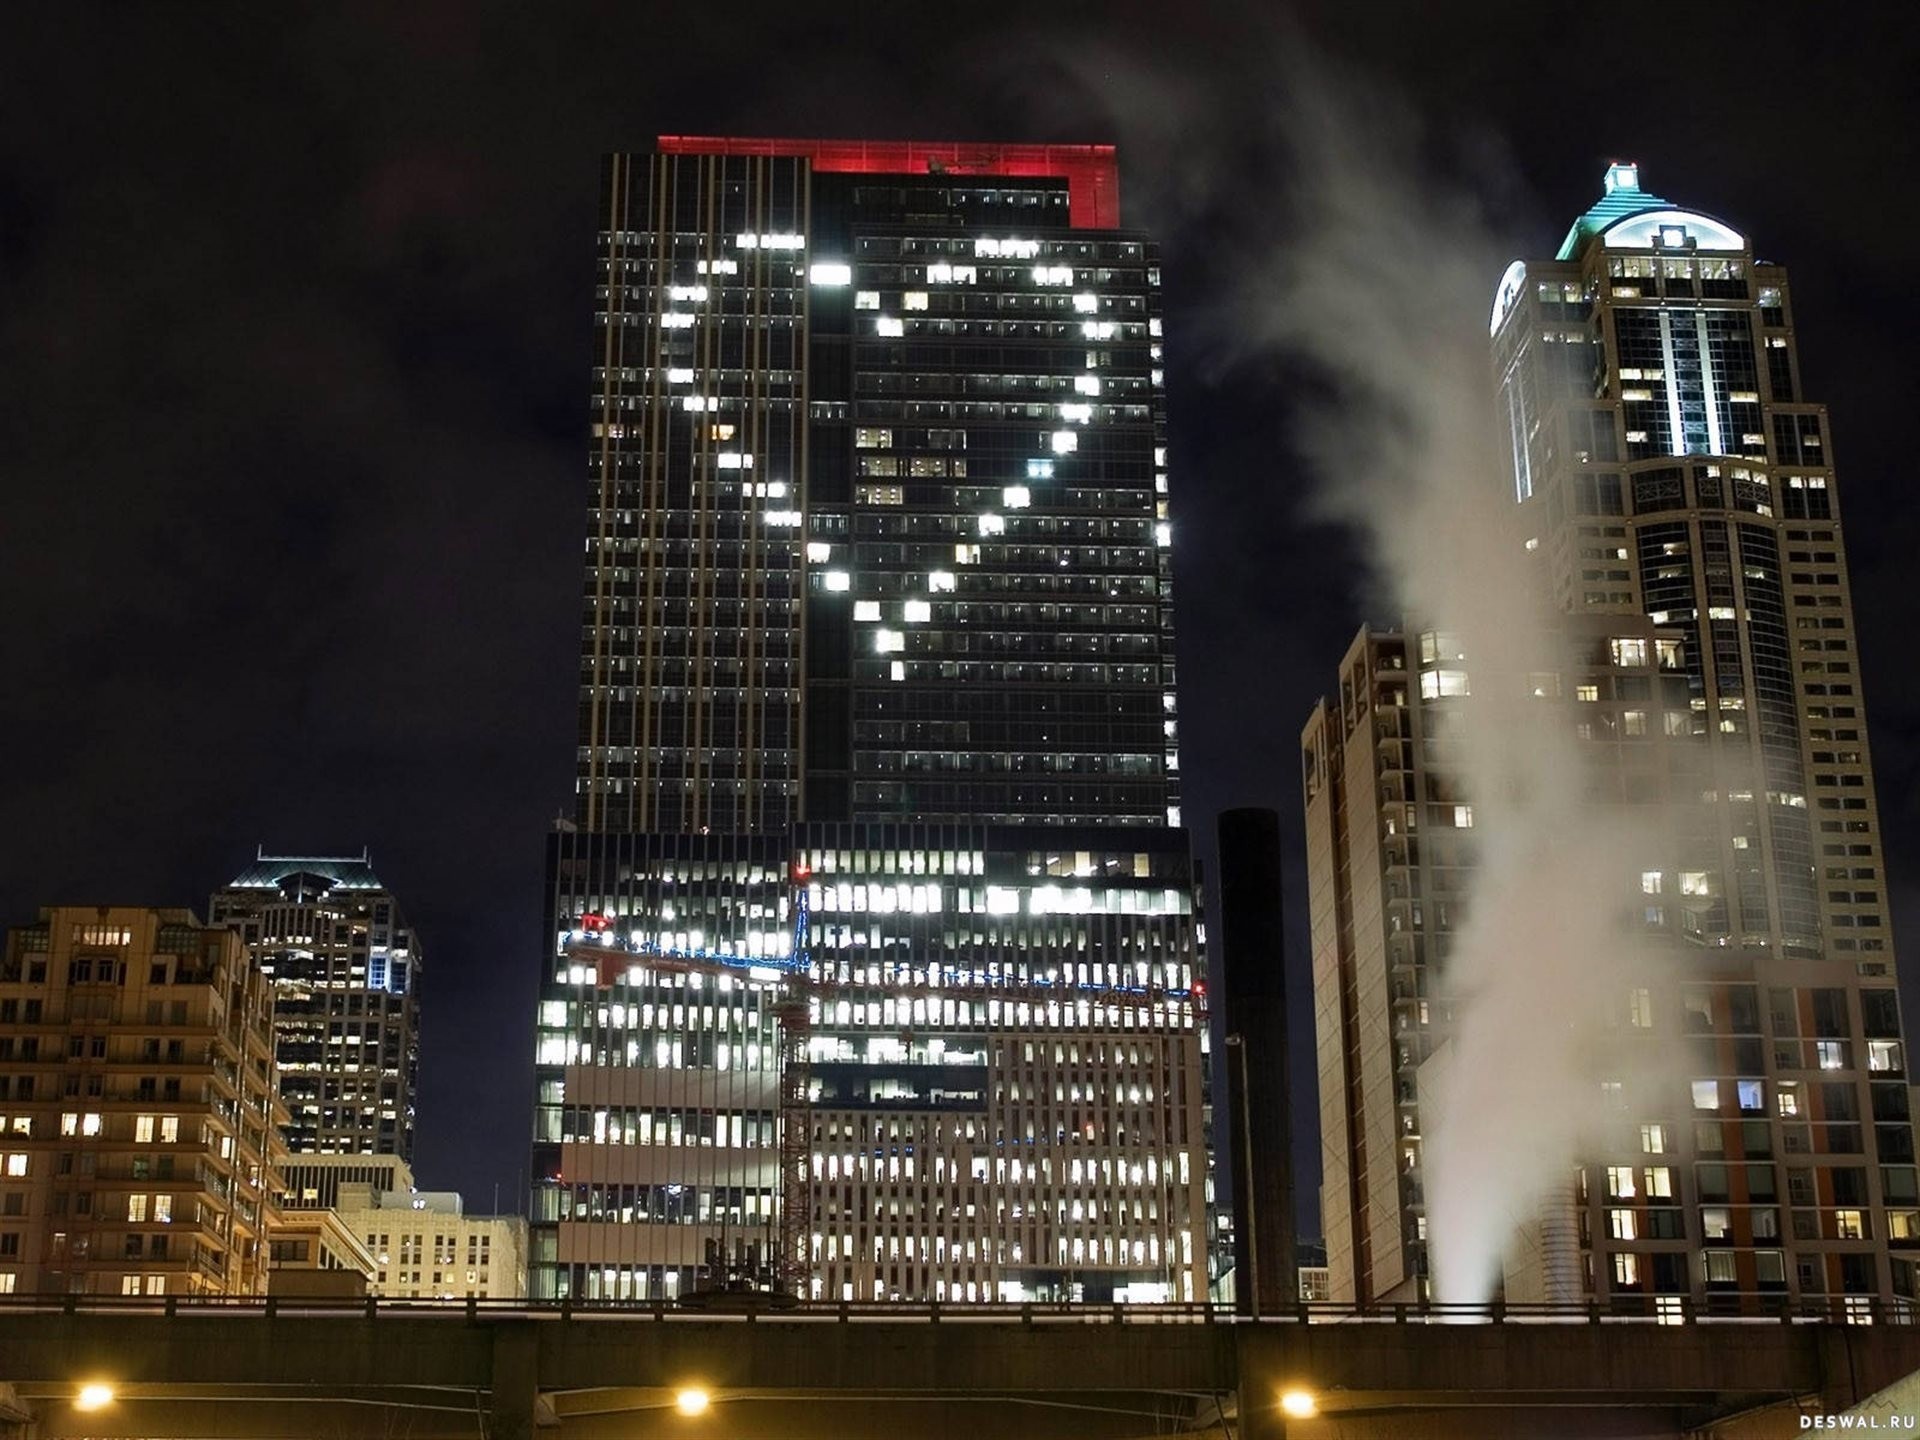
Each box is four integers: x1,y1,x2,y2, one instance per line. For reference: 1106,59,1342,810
532,139,1208,1304
210,853,422,1160
1305,165,1919,1314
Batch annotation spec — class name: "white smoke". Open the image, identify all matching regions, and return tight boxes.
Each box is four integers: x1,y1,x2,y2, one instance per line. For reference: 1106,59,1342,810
1240,78,1689,1303
1021,32,1694,1302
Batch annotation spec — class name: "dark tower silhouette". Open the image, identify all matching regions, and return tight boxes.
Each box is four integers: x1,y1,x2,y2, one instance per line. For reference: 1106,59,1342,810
1218,807,1296,1313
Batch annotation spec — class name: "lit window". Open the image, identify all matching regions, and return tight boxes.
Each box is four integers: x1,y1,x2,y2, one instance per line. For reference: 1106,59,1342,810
977,514,1005,537
1451,805,1473,829
1629,989,1653,1028
1072,292,1098,314
903,291,929,311
807,542,831,564
1050,430,1078,455
1073,375,1100,396
876,316,904,338
1002,486,1031,509
1643,1167,1672,1198
855,291,880,310
823,571,851,593
1608,1209,1637,1240
809,262,852,286
1611,637,1650,667
1691,1080,1719,1111
1641,871,1663,895
854,601,881,622
1640,1123,1667,1153
874,629,904,654
903,599,931,623
1026,458,1054,480
1605,1166,1636,1199
1576,685,1599,702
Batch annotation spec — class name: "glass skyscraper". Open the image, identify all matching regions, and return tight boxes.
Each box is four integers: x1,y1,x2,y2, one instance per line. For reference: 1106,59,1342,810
532,140,1208,1304
1306,165,1919,1314
209,853,422,1161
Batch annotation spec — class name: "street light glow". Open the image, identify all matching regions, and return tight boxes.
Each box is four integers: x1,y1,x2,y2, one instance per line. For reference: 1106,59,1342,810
75,1383,116,1411
675,1386,711,1416
1280,1388,1317,1418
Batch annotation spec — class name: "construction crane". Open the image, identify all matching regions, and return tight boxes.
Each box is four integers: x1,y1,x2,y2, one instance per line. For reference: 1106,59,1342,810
561,869,1206,1304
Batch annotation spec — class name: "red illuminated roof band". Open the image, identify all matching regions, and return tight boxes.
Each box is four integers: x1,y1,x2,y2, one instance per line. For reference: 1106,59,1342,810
656,136,1120,230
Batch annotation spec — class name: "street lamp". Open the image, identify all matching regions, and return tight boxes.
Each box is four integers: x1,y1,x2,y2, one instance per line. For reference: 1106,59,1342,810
1224,1032,1259,1316
674,1387,711,1417
1280,1388,1317,1418
75,1383,116,1412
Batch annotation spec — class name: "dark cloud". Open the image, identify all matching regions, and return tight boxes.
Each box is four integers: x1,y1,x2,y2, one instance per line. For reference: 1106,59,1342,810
2,1,1915,1229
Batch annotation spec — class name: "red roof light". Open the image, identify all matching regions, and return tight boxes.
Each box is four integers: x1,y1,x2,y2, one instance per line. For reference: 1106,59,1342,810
656,136,1121,230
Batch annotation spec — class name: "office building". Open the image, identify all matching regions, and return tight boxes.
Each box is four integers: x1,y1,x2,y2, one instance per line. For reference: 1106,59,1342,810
1305,165,1919,1313
279,1152,415,1211
209,852,422,1159
335,1183,527,1300
0,907,288,1296
577,139,1174,832
267,1206,377,1292
533,139,1206,1302
1216,806,1296,1314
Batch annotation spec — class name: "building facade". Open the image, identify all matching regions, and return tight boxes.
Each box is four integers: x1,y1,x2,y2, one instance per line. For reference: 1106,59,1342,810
1306,165,1920,1314
534,139,1207,1303
336,1184,527,1300
579,139,1177,832
280,1152,415,1211
0,907,288,1296
209,852,422,1159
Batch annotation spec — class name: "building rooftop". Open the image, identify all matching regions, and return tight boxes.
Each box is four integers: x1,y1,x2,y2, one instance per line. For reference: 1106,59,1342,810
223,849,387,897
1556,162,1744,259
654,135,1121,229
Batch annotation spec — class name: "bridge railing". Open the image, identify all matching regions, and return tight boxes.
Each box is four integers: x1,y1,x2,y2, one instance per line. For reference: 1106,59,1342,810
0,1292,1912,1326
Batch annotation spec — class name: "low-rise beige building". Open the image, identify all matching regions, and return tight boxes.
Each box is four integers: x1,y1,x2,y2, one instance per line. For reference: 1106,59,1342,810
335,1184,526,1300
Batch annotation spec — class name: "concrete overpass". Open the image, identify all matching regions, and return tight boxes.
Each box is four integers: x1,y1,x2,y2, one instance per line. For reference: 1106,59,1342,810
2,1299,1918,1439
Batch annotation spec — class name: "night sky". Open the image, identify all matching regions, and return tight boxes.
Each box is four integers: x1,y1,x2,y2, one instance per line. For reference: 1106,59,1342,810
4,3,1917,1231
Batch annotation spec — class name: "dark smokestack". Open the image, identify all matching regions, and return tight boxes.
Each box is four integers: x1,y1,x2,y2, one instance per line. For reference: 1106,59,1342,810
1217,806,1296,1314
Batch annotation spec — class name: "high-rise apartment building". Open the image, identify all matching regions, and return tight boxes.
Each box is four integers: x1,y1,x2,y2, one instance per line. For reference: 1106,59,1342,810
1305,165,1919,1313
532,138,1207,1303
0,907,288,1296
209,852,422,1159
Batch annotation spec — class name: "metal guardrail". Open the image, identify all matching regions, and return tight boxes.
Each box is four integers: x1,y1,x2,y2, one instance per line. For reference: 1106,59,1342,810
0,1293,1912,1326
